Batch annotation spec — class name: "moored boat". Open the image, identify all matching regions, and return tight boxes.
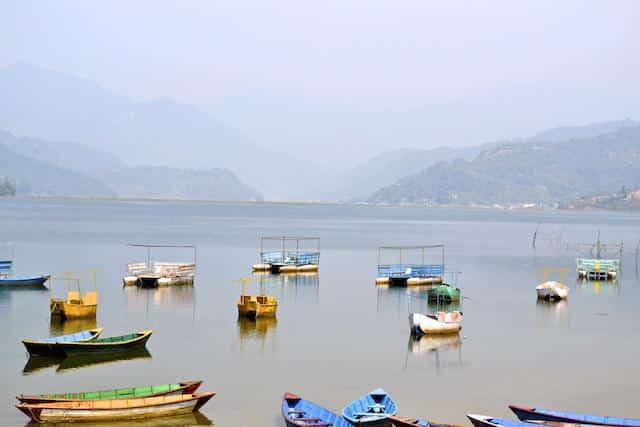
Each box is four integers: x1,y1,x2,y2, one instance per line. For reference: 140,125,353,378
18,380,202,404
47,330,152,355
49,274,98,320
536,281,569,300
427,284,461,302
509,405,640,427
410,312,462,336
342,388,398,425
0,259,49,288
282,392,352,427
237,294,277,319
16,392,215,423
467,414,540,427
389,415,464,427
22,328,103,356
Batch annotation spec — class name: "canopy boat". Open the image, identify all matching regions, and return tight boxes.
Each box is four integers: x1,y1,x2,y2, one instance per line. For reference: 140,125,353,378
0,259,49,288
575,232,621,281
22,328,103,356
536,281,569,300
123,244,197,287
50,273,98,320
237,294,278,319
282,392,352,427
427,284,460,302
16,392,215,423
509,405,640,427
47,330,152,355
376,245,445,286
342,388,398,425
18,380,202,404
252,236,320,274
467,414,541,427
410,312,462,336
389,415,464,427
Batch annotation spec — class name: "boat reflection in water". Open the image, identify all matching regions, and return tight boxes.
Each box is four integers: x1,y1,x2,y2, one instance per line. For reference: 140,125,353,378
26,411,213,427
252,271,320,305
404,333,463,373
236,316,278,353
535,299,569,329
575,279,620,296
123,284,196,309
23,347,152,375
49,316,97,337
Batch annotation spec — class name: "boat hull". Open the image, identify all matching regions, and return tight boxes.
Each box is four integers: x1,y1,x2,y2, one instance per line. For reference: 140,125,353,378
51,331,152,355
342,388,398,425
282,392,352,427
536,281,568,300
22,328,103,356
509,405,640,427
410,313,462,336
0,275,49,288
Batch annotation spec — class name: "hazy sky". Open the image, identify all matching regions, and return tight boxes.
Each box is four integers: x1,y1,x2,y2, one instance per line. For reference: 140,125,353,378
2,1,640,166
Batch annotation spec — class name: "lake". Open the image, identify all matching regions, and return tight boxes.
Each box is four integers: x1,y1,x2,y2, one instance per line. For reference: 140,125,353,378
1,199,639,426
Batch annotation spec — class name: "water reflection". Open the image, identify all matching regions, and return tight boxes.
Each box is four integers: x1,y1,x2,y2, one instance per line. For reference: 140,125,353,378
535,299,569,328
377,286,462,318
252,272,320,304
123,285,196,308
49,317,97,336
404,334,464,373
30,411,213,427
23,348,152,375
236,316,278,353
575,280,620,296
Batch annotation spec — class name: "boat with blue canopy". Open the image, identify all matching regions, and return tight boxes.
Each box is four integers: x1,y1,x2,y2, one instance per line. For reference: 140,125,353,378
467,414,546,427
509,405,640,427
376,245,445,286
342,388,398,424
22,328,103,356
0,259,49,288
282,392,352,427
253,237,320,274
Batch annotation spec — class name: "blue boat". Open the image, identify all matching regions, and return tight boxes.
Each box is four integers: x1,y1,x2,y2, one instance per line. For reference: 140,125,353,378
388,415,461,427
509,405,640,427
0,260,49,288
282,392,352,427
467,414,545,427
22,328,104,356
342,388,398,425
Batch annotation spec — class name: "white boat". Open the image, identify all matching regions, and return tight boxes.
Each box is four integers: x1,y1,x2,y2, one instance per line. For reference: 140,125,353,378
536,281,569,300
409,312,462,335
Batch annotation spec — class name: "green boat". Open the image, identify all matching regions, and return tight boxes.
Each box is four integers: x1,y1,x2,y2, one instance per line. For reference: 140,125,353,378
17,380,202,403
427,284,460,302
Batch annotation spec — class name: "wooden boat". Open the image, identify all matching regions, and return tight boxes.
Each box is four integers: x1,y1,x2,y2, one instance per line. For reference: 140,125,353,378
237,294,277,319
22,328,103,356
342,388,398,425
410,312,462,336
0,258,50,288
389,415,464,427
50,275,98,320
282,392,352,427
467,414,539,427
18,381,202,404
16,392,215,423
427,284,460,302
536,281,569,300
48,330,152,355
509,405,640,427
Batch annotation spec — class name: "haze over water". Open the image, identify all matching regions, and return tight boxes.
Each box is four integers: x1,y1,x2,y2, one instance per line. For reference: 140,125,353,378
1,199,639,426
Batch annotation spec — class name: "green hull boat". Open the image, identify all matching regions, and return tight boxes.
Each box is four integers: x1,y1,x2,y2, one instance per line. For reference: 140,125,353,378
427,284,460,302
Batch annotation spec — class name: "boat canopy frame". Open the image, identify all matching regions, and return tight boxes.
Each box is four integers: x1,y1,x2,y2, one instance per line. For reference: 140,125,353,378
377,245,445,278
259,236,320,266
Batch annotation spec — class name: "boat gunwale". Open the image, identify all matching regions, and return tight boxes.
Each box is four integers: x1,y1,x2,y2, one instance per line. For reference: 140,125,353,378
53,330,152,349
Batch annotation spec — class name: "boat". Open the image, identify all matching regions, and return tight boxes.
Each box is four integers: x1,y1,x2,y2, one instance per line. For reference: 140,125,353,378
237,294,277,319
410,312,462,335
282,392,353,427
47,330,152,355
342,388,398,425
376,245,447,286
16,392,215,423
536,281,569,300
467,414,540,427
427,284,460,302
575,232,621,281
509,405,640,427
252,236,320,274
389,415,464,427
49,274,98,320
0,259,49,288
123,244,196,287
18,380,202,404
22,328,103,356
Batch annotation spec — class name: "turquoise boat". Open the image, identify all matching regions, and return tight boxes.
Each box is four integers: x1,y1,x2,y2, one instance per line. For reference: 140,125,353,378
342,388,398,425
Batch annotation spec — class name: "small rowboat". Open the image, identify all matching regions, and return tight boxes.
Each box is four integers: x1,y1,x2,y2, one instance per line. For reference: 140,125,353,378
536,281,569,300
282,392,352,427
410,312,462,336
0,275,50,288
389,415,465,427
467,414,540,427
22,328,103,356
342,388,398,425
48,330,152,355
16,392,215,423
17,380,202,404
509,405,640,427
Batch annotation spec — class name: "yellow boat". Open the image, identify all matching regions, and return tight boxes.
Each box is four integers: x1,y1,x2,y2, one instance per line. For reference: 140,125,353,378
237,294,278,319
50,271,99,320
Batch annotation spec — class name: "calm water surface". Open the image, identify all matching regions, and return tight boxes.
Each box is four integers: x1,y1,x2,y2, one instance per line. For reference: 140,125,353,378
1,199,639,426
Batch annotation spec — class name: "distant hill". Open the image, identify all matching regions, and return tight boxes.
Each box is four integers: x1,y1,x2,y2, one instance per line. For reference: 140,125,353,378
369,125,640,205
0,63,328,200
